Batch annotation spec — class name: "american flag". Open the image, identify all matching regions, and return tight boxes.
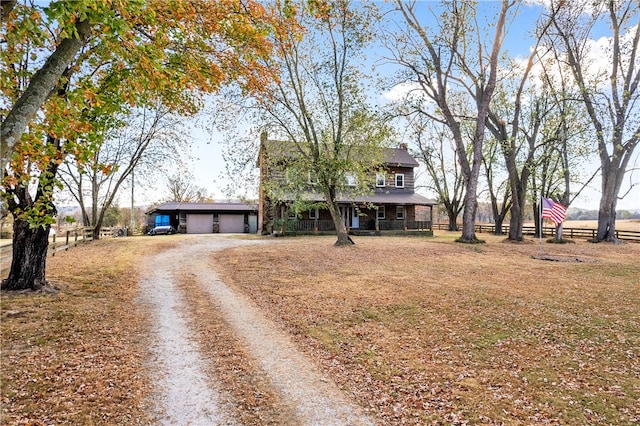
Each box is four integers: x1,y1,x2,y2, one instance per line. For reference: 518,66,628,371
541,197,567,225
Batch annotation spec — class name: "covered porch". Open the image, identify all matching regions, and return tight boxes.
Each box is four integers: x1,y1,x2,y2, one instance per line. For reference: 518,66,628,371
269,193,437,236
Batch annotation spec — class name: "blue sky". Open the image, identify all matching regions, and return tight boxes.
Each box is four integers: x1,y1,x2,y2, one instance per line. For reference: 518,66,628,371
175,1,638,212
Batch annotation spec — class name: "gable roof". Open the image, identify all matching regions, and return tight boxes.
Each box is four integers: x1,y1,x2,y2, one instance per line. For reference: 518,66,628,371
383,147,419,168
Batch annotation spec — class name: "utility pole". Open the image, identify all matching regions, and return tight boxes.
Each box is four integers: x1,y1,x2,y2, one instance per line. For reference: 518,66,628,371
130,168,135,233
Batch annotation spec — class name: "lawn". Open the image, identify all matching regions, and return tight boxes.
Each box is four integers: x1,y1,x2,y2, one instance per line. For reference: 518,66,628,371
1,232,639,424
215,233,640,424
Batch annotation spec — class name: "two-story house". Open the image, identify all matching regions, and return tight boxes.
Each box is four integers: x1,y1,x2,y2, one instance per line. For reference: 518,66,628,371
258,133,437,235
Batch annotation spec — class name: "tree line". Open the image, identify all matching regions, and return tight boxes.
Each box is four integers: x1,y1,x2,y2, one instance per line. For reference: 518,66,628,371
2,0,638,290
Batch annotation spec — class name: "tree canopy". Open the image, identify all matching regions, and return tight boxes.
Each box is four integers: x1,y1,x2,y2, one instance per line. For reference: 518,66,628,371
1,0,292,290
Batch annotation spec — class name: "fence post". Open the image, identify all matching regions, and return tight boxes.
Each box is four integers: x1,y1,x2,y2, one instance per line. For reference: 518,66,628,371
65,230,70,251
51,232,56,256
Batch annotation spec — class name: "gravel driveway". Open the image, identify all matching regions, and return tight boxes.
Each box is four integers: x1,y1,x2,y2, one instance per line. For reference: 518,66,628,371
138,235,373,425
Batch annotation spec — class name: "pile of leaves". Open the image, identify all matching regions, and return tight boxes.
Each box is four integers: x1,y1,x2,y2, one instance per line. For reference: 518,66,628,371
215,234,640,425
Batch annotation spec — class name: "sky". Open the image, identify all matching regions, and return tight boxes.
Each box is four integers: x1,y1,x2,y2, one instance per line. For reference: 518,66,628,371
135,1,639,212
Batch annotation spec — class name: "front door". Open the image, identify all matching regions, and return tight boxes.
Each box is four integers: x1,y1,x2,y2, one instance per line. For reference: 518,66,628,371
340,206,359,229
351,207,359,229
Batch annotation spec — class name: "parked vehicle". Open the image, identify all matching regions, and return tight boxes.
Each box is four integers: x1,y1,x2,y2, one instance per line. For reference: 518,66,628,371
148,225,175,235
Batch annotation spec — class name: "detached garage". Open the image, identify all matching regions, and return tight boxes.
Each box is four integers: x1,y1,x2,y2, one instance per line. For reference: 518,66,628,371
146,202,258,234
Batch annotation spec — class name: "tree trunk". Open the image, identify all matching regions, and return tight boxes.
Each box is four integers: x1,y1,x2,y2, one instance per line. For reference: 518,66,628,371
92,213,105,240
446,207,459,231
1,19,91,171
596,194,618,243
494,215,505,236
555,222,564,242
459,189,478,242
533,201,542,238
459,162,481,242
508,193,524,241
1,220,50,291
325,194,353,246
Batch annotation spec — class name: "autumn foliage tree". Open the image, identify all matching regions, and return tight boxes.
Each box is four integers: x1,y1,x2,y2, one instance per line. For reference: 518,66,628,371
1,0,289,290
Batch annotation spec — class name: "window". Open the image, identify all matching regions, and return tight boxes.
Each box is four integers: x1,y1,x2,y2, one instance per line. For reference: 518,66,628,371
396,206,405,220
377,206,385,220
395,173,405,188
309,208,319,220
308,171,319,185
345,172,357,187
376,173,386,187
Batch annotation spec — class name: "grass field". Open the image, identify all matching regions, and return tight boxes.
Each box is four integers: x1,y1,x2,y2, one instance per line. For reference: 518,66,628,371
215,233,640,424
554,219,640,232
1,232,639,424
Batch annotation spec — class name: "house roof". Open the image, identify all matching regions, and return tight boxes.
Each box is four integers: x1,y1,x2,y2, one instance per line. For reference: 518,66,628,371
147,202,258,214
383,148,419,168
261,139,419,168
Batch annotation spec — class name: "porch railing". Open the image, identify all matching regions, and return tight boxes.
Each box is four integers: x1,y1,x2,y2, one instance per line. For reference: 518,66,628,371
378,220,432,230
277,219,432,233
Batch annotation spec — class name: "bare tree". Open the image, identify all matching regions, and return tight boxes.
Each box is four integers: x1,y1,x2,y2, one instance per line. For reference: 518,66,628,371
58,107,185,239
547,0,640,242
409,117,465,231
383,0,514,243
164,172,211,203
482,136,511,235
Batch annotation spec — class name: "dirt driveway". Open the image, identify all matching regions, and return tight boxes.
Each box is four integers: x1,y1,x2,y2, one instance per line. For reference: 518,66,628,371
137,235,373,425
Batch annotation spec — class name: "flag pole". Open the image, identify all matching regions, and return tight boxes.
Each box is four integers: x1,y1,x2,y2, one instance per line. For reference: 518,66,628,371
539,195,543,257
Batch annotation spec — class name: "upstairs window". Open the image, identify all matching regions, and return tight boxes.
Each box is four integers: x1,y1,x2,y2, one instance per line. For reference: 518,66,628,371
345,172,357,187
395,173,405,188
376,173,386,187
308,171,319,185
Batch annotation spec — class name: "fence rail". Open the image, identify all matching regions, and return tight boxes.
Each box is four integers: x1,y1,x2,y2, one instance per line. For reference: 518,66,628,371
0,227,125,277
433,223,640,242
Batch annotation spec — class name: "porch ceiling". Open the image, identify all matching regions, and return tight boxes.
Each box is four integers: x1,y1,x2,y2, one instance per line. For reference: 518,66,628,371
277,192,437,206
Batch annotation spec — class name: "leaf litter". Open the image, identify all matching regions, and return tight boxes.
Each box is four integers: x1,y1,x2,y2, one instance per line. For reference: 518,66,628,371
2,233,639,425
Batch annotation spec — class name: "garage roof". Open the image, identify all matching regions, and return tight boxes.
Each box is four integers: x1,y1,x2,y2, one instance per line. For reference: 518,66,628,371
147,202,258,214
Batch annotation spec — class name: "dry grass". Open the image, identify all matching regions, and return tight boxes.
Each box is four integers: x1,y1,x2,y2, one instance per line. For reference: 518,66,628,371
215,233,640,425
557,219,640,232
1,233,639,425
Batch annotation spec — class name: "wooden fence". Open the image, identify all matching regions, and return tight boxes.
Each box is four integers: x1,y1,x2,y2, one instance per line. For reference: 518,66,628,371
433,223,640,242
0,227,126,277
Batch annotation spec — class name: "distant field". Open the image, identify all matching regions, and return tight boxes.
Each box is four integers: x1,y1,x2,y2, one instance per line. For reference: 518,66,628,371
517,219,640,232
563,219,640,232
